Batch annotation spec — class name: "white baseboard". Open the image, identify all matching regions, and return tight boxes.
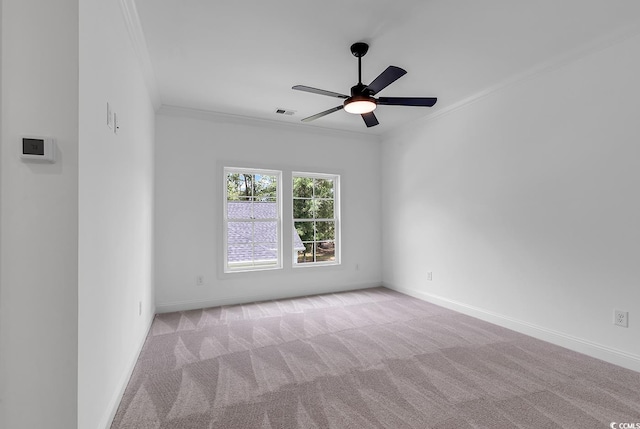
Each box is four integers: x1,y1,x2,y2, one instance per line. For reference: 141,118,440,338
384,283,640,373
156,282,383,313
99,311,155,429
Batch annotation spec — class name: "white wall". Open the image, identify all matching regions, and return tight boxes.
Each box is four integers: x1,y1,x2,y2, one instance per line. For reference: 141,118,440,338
0,0,79,427
155,109,382,311
78,0,156,428
382,33,640,371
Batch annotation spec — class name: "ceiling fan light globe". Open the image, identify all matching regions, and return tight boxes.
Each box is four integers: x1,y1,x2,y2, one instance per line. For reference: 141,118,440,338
344,99,377,114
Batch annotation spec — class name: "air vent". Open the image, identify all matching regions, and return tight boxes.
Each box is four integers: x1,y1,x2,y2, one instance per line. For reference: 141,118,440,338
275,108,296,116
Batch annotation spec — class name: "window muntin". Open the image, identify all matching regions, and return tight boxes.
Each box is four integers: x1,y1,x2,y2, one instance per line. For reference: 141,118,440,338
293,173,340,266
224,168,282,272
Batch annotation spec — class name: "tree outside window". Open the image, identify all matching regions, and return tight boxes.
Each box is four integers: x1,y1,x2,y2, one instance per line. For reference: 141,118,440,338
293,173,340,265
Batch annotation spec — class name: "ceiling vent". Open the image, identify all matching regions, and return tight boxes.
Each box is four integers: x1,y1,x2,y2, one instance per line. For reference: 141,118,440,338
275,108,296,116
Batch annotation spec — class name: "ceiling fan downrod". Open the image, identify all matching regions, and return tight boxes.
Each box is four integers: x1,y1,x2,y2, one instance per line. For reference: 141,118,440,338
351,42,369,89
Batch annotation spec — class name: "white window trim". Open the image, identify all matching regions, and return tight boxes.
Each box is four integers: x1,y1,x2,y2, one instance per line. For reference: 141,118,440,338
292,172,341,268
223,167,283,273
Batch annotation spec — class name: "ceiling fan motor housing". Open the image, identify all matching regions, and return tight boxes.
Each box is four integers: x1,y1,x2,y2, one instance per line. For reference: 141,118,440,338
350,42,369,57
351,83,372,97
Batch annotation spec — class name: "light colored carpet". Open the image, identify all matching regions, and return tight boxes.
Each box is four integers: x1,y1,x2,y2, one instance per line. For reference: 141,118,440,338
111,287,640,428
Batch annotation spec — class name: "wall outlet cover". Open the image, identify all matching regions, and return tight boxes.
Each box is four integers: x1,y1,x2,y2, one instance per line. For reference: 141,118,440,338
614,310,628,328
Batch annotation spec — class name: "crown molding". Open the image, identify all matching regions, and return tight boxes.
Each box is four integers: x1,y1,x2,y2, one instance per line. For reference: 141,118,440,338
157,105,381,143
119,0,161,109
382,23,640,141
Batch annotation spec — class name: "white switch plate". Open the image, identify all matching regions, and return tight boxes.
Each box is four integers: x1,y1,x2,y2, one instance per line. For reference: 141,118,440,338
107,103,113,129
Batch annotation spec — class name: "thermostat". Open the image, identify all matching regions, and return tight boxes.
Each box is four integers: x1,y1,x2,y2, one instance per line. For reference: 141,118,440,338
21,137,55,162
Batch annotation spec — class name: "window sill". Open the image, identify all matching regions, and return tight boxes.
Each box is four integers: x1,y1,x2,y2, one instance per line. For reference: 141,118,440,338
292,261,341,269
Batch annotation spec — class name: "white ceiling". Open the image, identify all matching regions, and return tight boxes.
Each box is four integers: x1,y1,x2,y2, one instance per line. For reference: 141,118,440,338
134,0,640,135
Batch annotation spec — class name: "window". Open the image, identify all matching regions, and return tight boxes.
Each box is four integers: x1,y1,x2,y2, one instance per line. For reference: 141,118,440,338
224,168,282,272
293,173,340,266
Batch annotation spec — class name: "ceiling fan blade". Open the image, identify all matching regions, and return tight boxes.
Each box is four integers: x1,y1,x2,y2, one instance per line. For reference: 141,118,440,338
377,97,437,107
361,112,379,127
366,66,407,95
301,105,344,122
292,85,349,99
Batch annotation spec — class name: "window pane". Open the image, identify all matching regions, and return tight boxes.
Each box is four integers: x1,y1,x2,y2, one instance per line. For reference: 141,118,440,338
314,178,334,198
297,242,314,264
227,173,243,201
255,175,277,199
227,200,252,219
293,177,313,198
254,221,278,243
238,174,252,197
316,241,335,262
253,242,279,265
227,244,253,266
293,198,315,219
316,199,333,219
294,221,314,242
292,227,305,252
316,221,334,241
227,221,253,243
253,200,277,219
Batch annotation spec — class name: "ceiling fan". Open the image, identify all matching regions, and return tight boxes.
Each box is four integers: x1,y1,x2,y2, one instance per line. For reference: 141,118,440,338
293,42,437,128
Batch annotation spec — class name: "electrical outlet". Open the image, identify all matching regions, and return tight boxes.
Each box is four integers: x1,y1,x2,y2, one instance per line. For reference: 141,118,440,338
614,310,628,327
196,275,204,286
427,271,433,281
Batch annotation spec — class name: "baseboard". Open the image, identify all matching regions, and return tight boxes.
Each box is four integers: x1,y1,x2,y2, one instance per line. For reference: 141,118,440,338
99,311,155,429
156,282,382,313
384,283,640,373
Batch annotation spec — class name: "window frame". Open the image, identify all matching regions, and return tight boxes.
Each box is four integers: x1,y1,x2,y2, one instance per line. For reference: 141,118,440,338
292,171,341,268
223,167,283,273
